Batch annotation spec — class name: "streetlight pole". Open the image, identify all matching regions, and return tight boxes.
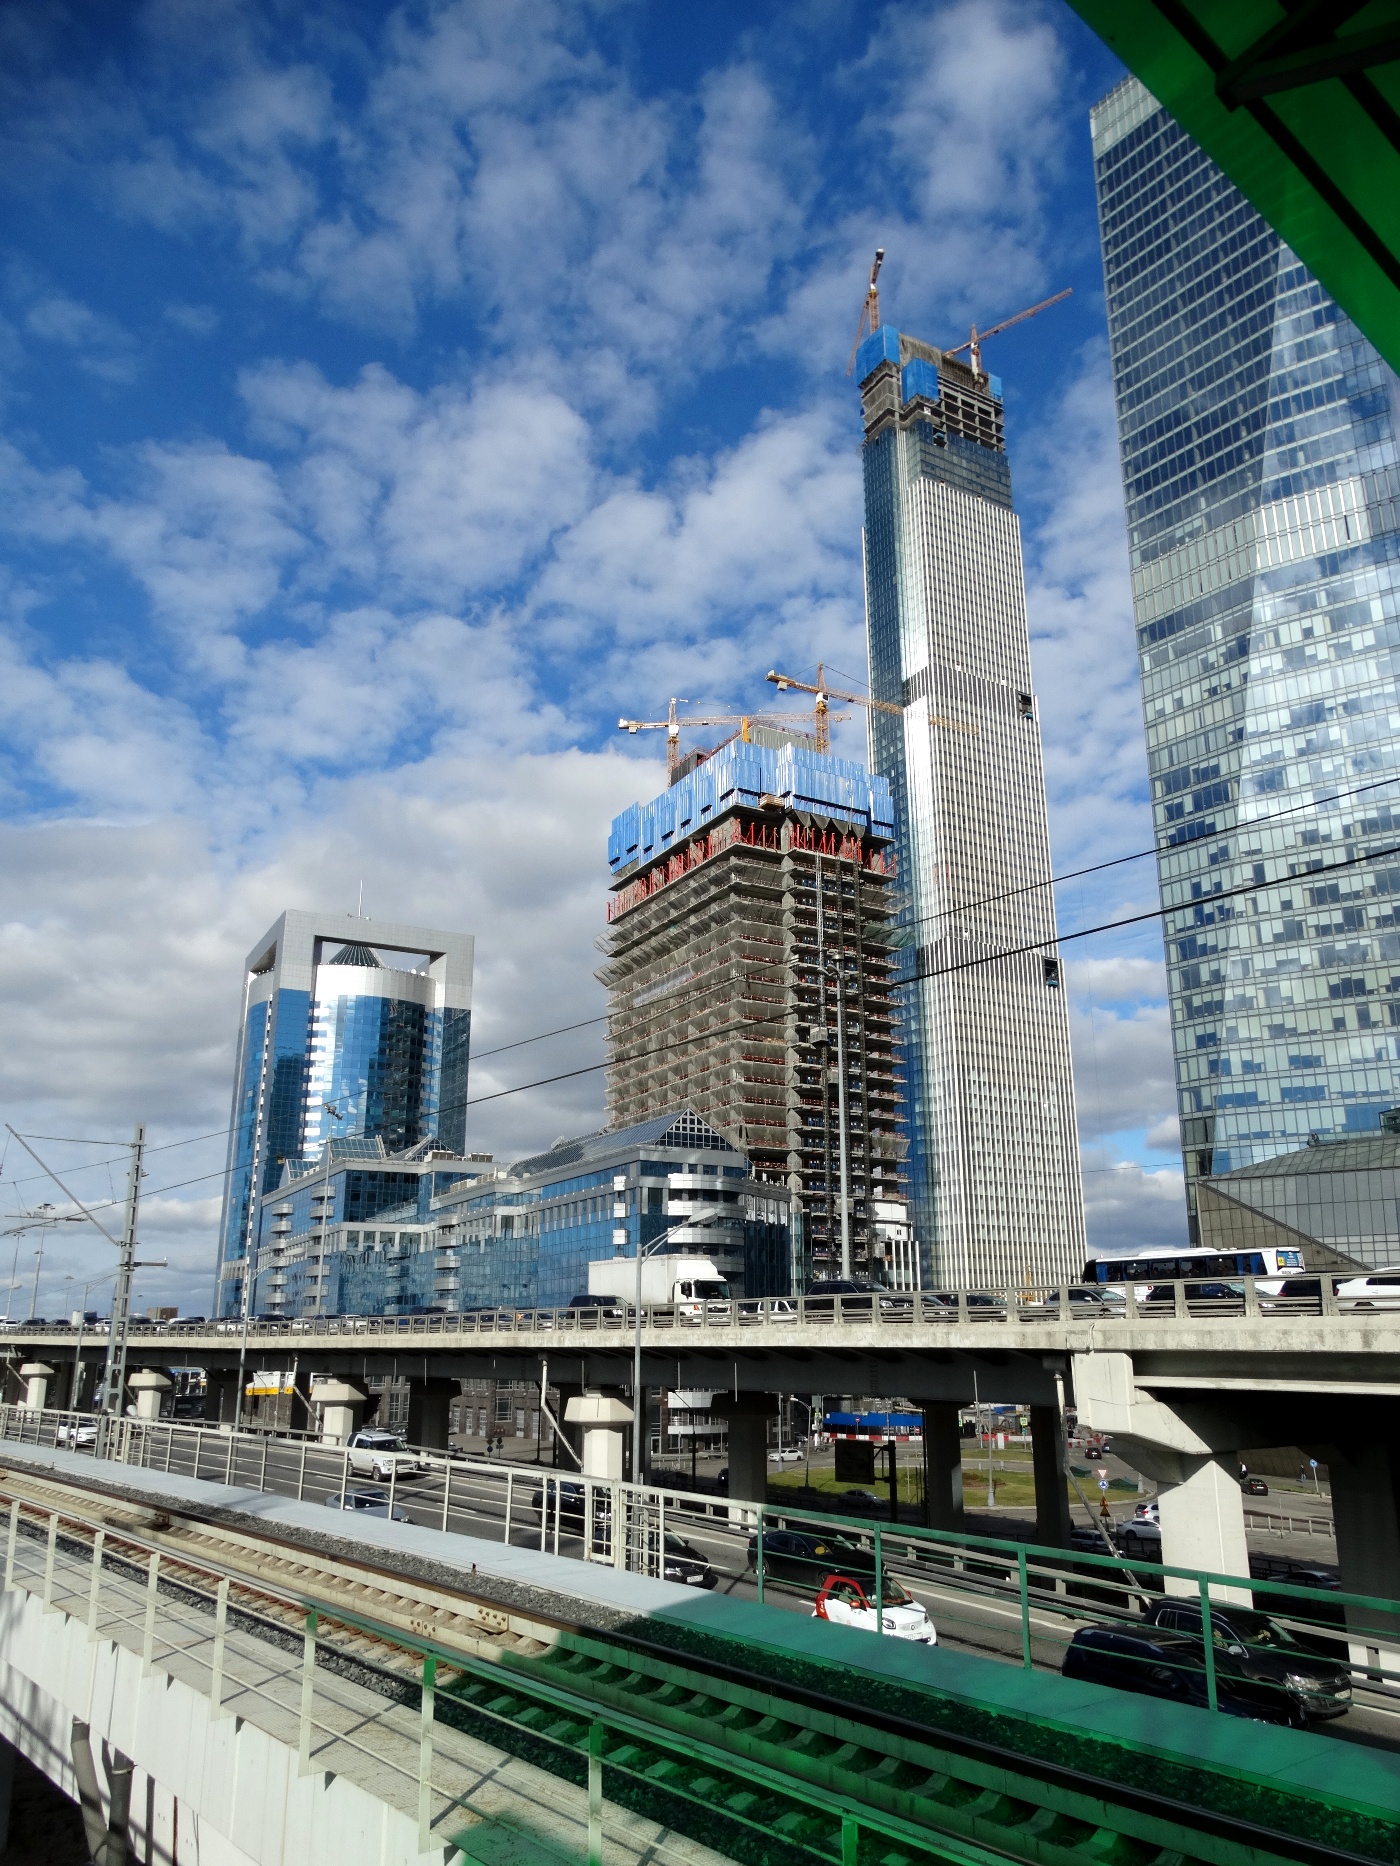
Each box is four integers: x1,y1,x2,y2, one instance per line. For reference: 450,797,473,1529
28,1205,55,1317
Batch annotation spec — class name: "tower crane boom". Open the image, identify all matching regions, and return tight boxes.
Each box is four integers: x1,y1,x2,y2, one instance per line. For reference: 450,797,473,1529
846,248,886,376
619,697,846,777
766,664,977,741
945,288,1072,374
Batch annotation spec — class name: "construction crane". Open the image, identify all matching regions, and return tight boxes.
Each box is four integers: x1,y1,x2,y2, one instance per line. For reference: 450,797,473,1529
618,697,846,780
945,287,1072,376
766,663,977,743
845,248,886,375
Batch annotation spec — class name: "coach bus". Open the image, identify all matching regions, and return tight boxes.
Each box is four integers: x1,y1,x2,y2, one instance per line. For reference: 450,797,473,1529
1081,1244,1307,1289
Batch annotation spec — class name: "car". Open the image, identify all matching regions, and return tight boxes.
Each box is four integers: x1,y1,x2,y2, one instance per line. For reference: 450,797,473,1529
1240,1475,1269,1496
56,1419,98,1449
803,1279,916,1317
1141,1281,1243,1308
530,1479,613,1526
566,1293,625,1320
1141,1599,1351,1719
1035,1288,1111,1312
812,1571,936,1643
345,1429,429,1482
324,1488,410,1522
661,1534,717,1588
1334,1267,1400,1309
1116,1514,1161,1557
1062,1625,1309,1724
768,1447,802,1463
1260,1277,1323,1310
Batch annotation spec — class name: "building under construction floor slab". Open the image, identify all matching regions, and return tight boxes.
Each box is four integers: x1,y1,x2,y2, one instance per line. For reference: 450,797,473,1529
601,731,912,1286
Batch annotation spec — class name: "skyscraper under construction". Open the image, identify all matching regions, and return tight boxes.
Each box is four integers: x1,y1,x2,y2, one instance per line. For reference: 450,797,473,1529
855,323,1085,1288
600,731,912,1286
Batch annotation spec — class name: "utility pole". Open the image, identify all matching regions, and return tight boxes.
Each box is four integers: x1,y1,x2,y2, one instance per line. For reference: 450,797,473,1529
100,1125,145,1416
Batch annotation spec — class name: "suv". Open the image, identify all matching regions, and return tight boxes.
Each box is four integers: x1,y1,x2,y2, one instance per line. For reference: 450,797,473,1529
1142,1599,1350,1720
803,1279,911,1316
1063,1625,1309,1724
345,1429,428,1482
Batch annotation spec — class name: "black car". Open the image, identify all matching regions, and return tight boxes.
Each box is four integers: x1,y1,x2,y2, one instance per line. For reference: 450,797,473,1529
1142,1281,1242,1307
566,1293,625,1320
1248,1552,1346,1650
803,1279,911,1316
1240,1475,1269,1496
1142,1599,1351,1720
747,1527,865,1587
661,1534,717,1588
1037,1287,1111,1312
530,1479,612,1526
1063,1625,1311,1724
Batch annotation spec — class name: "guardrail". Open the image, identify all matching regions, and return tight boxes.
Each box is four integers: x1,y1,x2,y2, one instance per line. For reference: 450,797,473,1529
0,1276,1384,1345
2,1401,1394,1741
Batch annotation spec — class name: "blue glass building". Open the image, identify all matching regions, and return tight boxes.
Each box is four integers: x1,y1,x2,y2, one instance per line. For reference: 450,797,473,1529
216,910,474,1317
1093,77,1400,1228
252,1111,792,1317
854,328,1085,1287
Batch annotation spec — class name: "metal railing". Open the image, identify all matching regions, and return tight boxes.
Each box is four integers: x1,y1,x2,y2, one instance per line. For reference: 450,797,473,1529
2,1401,1395,1741
1,1482,1388,1866
0,1276,1386,1347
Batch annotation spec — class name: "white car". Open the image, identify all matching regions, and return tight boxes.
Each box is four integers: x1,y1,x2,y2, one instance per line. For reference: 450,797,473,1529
56,1420,98,1449
812,1573,936,1644
1334,1267,1400,1310
346,1429,429,1482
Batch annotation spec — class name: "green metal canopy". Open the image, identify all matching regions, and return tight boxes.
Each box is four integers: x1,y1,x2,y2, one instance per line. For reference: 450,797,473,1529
1067,1,1400,371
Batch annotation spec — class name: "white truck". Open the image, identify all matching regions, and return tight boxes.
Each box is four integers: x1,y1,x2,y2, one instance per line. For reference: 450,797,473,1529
586,1254,732,1317
345,1427,429,1482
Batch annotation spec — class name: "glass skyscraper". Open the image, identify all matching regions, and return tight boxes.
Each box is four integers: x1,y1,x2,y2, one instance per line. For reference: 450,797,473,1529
215,909,474,1316
855,327,1086,1288
1093,77,1400,1226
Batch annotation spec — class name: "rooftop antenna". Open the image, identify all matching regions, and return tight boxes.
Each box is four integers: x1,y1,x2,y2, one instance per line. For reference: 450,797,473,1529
846,248,886,375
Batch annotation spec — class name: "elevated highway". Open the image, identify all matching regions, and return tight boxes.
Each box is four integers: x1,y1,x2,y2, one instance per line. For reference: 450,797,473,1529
4,1284,1399,1628
0,1442,1396,1866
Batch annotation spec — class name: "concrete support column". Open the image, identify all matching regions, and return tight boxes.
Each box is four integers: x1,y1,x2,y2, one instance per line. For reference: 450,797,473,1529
712,1394,776,1507
1030,1404,1072,1548
551,1382,584,1468
204,1369,240,1429
1157,1458,1251,1602
0,1733,13,1854
921,1404,965,1531
315,1380,367,1447
1325,1437,1400,1674
407,1378,458,1452
19,1364,54,1411
127,1370,171,1423
565,1394,632,1481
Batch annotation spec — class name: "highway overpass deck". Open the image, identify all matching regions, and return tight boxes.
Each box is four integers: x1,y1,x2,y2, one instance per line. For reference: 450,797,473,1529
0,1443,1396,1866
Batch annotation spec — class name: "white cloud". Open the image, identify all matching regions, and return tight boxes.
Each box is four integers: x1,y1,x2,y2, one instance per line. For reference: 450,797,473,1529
1069,993,1177,1145
1081,1151,1188,1252
163,302,220,335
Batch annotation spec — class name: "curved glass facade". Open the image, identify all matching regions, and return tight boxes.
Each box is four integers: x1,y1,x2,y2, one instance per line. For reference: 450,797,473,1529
1094,78,1400,1222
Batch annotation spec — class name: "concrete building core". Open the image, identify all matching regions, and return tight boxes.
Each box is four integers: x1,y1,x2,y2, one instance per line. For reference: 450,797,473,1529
601,731,911,1286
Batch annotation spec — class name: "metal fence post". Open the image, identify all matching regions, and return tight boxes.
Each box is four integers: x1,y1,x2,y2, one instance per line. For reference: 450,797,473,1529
504,1469,513,1547
298,1609,318,1774
418,1653,437,1853
297,1439,307,1502
841,1811,859,1866
42,1512,57,1611
588,1719,604,1866
1018,1549,1032,1669
874,1525,884,1635
210,1576,229,1719
1198,1577,1218,1712
142,1550,160,1674
756,1506,765,1605
86,1528,104,1639
225,1433,235,1485
259,1436,269,1491
441,1461,452,1534
388,1459,398,1521
3,1499,15,1593
612,1484,624,1571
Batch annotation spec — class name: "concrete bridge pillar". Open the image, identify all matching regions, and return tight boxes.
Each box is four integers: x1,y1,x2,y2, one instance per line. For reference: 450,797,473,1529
565,1393,632,1481
407,1377,458,1452
1073,1351,1249,1601
1324,1436,1400,1676
127,1370,171,1423
315,1380,367,1447
1030,1405,1072,1548
204,1369,241,1429
921,1404,965,1531
713,1393,776,1506
19,1364,54,1411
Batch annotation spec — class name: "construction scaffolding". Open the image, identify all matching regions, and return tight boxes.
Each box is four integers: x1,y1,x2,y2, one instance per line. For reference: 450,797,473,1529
599,751,910,1286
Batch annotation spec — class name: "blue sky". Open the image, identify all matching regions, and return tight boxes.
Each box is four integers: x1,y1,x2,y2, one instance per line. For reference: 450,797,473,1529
0,0,1187,1315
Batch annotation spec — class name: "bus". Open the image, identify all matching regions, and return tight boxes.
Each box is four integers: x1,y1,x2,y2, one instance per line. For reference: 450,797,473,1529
1081,1244,1306,1289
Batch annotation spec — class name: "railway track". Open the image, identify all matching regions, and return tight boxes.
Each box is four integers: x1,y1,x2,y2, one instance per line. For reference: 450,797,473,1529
0,1457,1392,1866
